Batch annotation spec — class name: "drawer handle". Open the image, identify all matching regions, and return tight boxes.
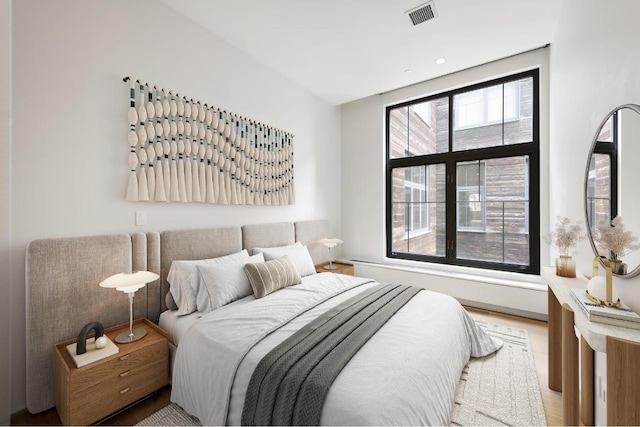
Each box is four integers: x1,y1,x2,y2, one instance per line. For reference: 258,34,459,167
119,370,130,378
120,387,130,394
119,355,130,361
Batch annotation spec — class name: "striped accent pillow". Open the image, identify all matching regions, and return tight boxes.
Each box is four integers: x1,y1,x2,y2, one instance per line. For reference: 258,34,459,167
244,255,302,298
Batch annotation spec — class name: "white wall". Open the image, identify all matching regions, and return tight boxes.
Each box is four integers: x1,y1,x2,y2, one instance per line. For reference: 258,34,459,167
551,3,640,419
341,48,550,316
549,0,640,312
11,0,341,414
1,0,11,423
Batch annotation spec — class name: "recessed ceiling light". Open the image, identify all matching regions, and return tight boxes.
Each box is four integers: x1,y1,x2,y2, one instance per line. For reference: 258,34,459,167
404,68,412,74
435,58,446,65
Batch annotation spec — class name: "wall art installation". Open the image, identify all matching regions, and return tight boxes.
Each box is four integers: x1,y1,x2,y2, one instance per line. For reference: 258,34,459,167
124,77,295,205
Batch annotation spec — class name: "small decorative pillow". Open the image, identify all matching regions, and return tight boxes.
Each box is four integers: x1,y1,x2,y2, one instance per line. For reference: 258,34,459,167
253,243,316,277
196,253,265,314
244,255,302,299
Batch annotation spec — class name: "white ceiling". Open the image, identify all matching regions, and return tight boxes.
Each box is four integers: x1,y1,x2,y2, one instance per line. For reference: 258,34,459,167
159,0,563,106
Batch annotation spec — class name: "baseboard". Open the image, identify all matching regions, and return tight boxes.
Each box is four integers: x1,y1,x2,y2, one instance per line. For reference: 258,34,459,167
459,298,548,322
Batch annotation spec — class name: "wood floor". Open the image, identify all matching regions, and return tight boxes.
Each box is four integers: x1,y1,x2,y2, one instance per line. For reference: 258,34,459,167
12,307,562,426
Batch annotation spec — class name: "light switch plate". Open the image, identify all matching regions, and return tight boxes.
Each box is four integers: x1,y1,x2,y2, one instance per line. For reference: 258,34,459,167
135,211,147,226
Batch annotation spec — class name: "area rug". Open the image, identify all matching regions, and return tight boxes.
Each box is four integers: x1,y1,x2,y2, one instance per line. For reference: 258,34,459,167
451,321,546,426
137,322,545,426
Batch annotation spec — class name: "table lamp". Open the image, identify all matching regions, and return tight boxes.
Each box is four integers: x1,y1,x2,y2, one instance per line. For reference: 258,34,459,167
318,238,344,270
99,271,159,343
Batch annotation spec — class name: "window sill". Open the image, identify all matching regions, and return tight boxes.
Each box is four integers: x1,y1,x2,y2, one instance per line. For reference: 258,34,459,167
403,228,432,239
349,258,546,292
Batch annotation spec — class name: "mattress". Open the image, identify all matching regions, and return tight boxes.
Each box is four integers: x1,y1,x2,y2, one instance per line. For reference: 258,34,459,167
158,309,200,347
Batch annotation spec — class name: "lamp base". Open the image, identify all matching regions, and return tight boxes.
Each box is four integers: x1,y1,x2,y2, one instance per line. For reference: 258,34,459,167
115,328,147,344
323,264,338,270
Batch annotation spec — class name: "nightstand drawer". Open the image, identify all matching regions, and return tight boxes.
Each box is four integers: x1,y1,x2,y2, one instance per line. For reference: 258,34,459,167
69,359,167,425
69,339,166,394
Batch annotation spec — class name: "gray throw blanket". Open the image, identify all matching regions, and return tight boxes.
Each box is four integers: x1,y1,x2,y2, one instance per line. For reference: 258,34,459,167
241,283,422,426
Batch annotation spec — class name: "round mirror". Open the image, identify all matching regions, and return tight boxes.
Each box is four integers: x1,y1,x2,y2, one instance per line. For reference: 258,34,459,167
585,104,640,277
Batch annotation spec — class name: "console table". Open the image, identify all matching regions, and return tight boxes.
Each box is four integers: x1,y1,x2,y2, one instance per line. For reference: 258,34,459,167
544,266,640,425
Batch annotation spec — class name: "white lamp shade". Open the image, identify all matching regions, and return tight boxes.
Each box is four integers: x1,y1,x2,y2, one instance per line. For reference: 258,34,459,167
319,238,344,248
99,271,159,293
587,275,619,303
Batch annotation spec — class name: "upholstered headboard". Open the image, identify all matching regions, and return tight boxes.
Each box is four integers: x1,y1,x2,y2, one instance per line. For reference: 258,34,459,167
242,222,295,251
294,219,330,264
25,219,330,414
25,233,150,414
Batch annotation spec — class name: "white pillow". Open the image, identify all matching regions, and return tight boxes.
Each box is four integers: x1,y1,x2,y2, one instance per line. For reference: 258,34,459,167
167,249,250,316
253,243,316,277
196,253,265,314
251,241,302,256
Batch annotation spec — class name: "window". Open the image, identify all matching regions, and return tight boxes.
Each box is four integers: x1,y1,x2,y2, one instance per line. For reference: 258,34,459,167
386,70,539,274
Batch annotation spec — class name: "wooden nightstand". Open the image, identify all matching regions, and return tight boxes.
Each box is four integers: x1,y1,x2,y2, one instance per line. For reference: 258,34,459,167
53,318,168,426
315,261,354,276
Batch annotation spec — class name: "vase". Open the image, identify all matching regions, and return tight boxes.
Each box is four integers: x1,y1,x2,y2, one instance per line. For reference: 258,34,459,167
556,255,576,278
609,259,627,275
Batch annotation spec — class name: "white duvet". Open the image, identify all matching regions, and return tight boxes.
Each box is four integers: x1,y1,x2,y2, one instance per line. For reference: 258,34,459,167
171,273,502,426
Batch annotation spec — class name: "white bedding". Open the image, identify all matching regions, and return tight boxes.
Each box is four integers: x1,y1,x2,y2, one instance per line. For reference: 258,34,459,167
158,309,200,347
171,273,502,426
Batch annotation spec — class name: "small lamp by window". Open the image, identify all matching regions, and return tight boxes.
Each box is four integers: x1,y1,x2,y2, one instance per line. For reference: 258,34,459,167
99,271,159,343
318,238,344,270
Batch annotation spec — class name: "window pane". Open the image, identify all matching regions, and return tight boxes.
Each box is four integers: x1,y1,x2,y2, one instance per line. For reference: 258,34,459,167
455,88,484,128
456,156,530,265
390,98,449,159
388,106,409,159
504,78,532,145
452,77,533,151
457,161,486,230
391,164,446,256
586,153,611,230
457,201,529,265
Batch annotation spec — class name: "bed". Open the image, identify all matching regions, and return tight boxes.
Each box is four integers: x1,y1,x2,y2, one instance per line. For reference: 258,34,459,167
158,221,502,425
24,219,501,424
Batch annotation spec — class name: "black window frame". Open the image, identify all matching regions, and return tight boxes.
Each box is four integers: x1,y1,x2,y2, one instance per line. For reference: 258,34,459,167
385,69,540,275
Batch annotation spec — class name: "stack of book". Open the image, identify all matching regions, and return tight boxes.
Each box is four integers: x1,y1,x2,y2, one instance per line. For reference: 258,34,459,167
570,288,640,330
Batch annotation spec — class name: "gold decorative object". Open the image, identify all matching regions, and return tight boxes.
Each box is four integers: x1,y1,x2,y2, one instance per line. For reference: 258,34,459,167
586,256,620,307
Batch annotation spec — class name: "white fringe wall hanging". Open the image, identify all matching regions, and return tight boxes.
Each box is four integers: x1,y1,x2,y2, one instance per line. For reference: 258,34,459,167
123,77,295,205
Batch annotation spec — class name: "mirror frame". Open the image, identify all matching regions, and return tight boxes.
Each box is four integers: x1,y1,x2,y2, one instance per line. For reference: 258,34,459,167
584,103,640,278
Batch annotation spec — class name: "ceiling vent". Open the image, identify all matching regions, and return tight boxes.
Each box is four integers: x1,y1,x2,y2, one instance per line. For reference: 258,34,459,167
406,1,438,26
